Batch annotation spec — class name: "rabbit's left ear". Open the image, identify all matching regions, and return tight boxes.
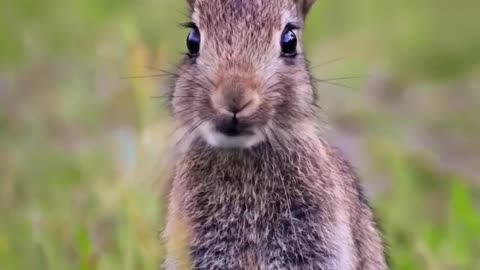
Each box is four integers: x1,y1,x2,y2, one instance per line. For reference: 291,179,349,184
294,0,316,17
187,0,195,9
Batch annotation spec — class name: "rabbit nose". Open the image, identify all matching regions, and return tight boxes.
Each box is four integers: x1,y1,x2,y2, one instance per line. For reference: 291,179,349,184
212,95,254,136
225,98,253,116
212,88,260,118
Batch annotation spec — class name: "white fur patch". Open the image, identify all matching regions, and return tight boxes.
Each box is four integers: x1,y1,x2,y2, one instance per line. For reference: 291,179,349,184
335,221,355,269
199,122,265,148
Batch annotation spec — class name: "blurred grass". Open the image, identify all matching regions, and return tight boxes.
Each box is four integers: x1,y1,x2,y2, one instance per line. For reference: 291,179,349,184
1,1,479,269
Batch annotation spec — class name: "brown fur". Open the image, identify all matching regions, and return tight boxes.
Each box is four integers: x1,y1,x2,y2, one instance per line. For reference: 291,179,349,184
164,0,388,269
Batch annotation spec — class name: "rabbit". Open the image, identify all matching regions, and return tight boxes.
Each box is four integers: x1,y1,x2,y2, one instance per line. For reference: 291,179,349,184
163,0,388,269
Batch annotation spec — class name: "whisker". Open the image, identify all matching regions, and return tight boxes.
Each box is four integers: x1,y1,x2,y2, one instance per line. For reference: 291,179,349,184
312,78,355,90
175,105,207,117
118,74,173,80
195,60,217,88
260,73,277,90
308,57,345,70
266,81,285,91
180,80,211,94
175,118,208,148
315,75,364,82
150,95,202,99
142,65,168,72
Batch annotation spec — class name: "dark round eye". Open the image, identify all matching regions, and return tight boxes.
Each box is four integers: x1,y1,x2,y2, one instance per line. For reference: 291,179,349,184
186,29,200,56
280,29,297,57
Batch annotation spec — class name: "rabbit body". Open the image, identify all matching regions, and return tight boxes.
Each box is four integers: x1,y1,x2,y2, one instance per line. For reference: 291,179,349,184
164,0,388,269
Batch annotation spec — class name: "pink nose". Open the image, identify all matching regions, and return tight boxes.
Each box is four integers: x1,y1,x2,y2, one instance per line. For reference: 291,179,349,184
225,98,254,115
211,88,259,118
211,73,261,121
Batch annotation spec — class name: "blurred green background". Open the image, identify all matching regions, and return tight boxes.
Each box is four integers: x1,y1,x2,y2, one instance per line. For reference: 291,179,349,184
1,0,479,269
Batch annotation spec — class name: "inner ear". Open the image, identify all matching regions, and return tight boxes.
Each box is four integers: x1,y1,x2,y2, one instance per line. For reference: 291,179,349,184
295,0,316,17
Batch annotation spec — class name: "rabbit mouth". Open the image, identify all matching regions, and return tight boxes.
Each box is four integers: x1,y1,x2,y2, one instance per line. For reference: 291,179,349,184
199,121,265,149
213,115,255,137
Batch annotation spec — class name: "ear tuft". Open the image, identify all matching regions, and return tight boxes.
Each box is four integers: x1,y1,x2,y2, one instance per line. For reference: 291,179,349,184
295,0,316,17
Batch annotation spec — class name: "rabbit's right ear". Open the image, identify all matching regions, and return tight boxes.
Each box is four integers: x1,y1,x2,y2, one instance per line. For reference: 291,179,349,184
294,0,316,17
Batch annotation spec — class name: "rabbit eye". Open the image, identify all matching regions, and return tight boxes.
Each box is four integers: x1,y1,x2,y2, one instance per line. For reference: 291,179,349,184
280,29,297,57
186,29,200,56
